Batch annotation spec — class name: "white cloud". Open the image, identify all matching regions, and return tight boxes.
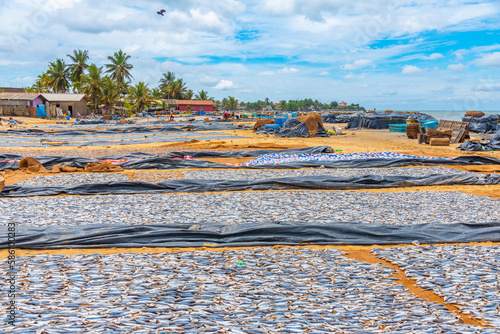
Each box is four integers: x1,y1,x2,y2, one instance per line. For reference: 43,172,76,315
447,63,468,72
474,84,500,92
197,76,219,85
422,53,443,60
344,72,355,79
342,59,372,70
453,50,466,60
384,90,398,96
1,0,500,110
214,80,235,90
258,67,298,75
474,52,500,67
279,67,298,74
401,65,425,75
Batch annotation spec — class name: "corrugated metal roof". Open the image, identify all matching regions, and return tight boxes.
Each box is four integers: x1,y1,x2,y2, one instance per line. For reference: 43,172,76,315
0,87,26,93
41,93,90,102
0,93,43,101
176,100,215,106
161,99,178,105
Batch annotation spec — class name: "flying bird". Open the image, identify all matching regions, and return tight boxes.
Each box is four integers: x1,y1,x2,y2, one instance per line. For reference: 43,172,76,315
157,9,166,16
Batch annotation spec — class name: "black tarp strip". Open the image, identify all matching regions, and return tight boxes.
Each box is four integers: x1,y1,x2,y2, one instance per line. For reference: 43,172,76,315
166,145,334,158
2,173,499,197
1,147,500,171
2,222,500,249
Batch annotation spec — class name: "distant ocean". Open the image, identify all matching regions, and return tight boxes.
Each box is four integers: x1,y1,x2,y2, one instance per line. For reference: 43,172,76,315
403,110,500,122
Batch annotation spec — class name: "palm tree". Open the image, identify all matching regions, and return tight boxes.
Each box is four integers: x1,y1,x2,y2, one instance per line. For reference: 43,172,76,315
67,49,89,87
151,87,163,100
169,79,187,99
195,89,210,100
101,76,120,114
183,89,194,100
159,71,176,98
47,59,70,93
105,50,133,92
226,96,238,111
128,82,151,112
29,72,51,93
82,64,103,113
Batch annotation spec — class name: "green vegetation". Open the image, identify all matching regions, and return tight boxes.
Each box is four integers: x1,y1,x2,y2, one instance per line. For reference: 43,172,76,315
237,98,363,111
25,50,362,114
47,58,70,93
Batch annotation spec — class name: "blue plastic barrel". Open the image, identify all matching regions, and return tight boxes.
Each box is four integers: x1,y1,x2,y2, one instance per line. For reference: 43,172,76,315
274,118,287,128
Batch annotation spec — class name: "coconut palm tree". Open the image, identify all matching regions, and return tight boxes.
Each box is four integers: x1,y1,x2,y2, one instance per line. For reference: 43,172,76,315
128,82,151,112
105,50,133,91
226,96,238,111
195,89,211,100
183,89,194,100
28,72,51,93
82,64,103,113
47,59,70,93
168,79,188,100
159,71,176,98
67,49,89,87
151,87,163,100
101,76,120,114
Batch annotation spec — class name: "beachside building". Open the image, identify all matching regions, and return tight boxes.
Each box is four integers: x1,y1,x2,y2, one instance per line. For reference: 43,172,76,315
160,99,178,110
176,100,216,112
0,87,26,93
0,93,46,117
40,93,90,118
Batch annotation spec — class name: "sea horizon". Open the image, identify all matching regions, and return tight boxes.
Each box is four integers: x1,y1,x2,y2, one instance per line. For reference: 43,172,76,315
398,110,500,122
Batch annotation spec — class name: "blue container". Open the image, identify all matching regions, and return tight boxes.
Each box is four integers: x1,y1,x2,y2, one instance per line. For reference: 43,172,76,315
264,124,279,130
389,124,408,132
422,120,438,130
66,116,71,120
292,112,298,118
274,118,287,128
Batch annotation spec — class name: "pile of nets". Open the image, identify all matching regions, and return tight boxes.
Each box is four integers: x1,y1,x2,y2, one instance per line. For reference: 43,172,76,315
242,152,453,167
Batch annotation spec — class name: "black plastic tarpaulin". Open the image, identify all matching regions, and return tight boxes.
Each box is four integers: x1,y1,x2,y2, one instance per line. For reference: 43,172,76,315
457,129,500,151
345,113,363,129
405,113,436,121
360,112,407,129
2,150,500,171
0,122,250,137
166,145,334,158
2,173,499,197
2,222,500,249
462,114,500,133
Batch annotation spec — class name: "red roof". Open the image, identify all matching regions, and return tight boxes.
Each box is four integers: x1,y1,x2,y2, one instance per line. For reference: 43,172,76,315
176,100,215,106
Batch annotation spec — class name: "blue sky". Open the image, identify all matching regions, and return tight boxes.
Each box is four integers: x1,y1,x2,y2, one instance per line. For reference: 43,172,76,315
1,0,500,110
